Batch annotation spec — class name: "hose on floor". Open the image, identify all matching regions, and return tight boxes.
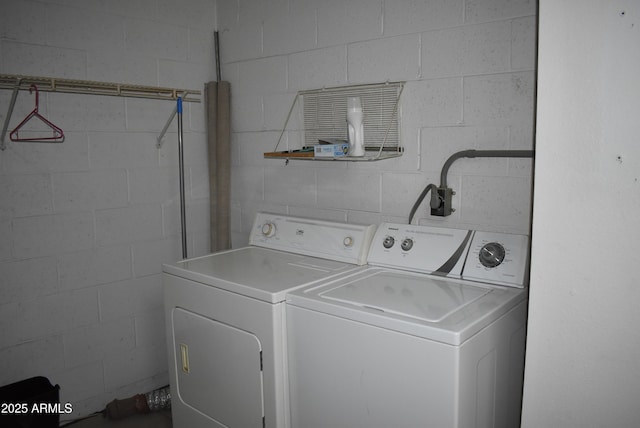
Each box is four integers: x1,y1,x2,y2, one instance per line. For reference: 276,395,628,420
104,385,171,420
59,385,171,426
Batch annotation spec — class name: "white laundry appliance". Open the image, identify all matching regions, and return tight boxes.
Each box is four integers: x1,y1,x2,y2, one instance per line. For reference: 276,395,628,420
163,212,376,428
286,222,529,428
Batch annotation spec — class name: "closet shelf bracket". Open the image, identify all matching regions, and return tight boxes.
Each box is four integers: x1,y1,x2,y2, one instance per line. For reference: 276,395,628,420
1,79,22,151
157,91,193,148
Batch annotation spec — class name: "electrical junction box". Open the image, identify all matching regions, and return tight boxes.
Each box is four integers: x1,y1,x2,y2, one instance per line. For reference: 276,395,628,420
431,187,455,216
314,143,349,158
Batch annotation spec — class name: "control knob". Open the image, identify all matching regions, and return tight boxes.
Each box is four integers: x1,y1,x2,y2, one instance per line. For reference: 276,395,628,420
383,236,395,249
261,222,276,237
401,238,414,251
479,242,506,268
343,236,354,247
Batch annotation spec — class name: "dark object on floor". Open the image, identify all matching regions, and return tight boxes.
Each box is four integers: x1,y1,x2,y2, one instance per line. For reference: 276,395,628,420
62,409,172,428
105,395,147,420
0,376,60,428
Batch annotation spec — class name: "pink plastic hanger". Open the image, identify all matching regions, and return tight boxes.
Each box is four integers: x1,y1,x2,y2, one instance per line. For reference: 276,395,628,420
10,84,64,142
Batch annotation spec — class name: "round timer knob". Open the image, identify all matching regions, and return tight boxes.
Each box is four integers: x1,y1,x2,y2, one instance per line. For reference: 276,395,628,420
343,236,354,247
479,242,506,268
261,223,276,237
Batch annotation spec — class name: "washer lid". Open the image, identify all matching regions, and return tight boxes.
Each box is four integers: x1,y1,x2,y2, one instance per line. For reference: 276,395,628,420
287,266,526,345
319,271,490,323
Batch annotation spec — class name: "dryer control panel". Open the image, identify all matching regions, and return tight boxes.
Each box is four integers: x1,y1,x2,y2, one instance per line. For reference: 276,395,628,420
368,223,529,288
249,213,377,265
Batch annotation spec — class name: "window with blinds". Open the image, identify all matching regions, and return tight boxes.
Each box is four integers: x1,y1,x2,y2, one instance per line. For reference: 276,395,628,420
300,82,404,151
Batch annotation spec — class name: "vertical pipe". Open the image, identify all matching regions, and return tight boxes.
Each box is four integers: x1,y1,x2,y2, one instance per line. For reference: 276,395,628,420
214,31,221,82
177,97,188,259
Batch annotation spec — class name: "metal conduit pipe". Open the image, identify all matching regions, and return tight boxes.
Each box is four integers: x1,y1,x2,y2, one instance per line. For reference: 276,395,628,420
408,149,535,222
440,149,535,188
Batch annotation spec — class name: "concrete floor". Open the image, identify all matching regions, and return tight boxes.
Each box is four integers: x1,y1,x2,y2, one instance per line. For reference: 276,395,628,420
61,410,172,428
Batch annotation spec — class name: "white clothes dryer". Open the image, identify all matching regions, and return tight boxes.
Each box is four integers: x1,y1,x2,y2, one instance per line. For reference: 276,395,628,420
163,213,376,428
286,223,529,428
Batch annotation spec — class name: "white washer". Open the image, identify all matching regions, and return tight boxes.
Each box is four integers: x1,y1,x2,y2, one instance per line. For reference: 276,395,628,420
163,213,376,428
286,223,529,428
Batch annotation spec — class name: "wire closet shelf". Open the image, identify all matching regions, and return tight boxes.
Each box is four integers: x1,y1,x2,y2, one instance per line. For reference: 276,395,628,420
266,81,405,162
0,73,201,150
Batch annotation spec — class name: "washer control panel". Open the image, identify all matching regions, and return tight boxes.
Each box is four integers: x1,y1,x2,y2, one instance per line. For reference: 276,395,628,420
368,223,529,287
368,224,473,277
249,212,377,265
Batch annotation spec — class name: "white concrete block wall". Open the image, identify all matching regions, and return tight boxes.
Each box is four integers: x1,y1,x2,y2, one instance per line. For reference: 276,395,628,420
218,0,537,245
0,0,215,419
0,0,537,418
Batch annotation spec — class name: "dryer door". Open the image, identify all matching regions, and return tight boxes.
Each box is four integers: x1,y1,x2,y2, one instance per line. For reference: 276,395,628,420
172,308,264,427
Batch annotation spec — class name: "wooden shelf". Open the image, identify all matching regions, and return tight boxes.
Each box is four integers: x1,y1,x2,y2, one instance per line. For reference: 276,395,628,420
264,149,314,159
264,149,402,161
